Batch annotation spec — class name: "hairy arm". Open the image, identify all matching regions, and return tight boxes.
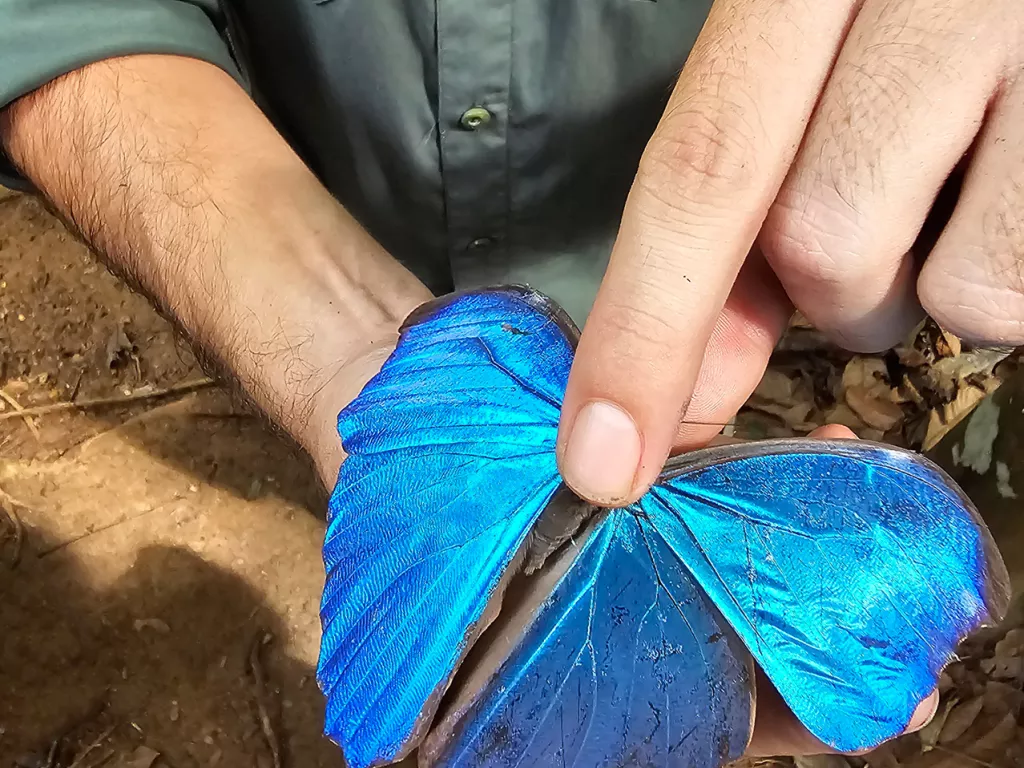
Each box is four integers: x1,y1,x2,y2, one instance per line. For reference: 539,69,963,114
0,54,432,481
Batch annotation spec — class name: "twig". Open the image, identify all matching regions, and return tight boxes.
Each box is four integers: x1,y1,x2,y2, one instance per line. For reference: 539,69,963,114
0,388,41,440
1,501,24,568
0,378,216,422
37,500,174,559
44,738,60,768
66,725,115,768
249,631,283,768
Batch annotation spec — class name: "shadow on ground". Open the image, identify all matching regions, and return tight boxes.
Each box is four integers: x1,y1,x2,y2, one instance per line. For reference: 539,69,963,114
0,540,340,767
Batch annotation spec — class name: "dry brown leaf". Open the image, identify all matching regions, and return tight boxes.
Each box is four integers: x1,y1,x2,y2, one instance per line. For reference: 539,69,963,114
957,710,1017,764
981,656,1024,681
919,697,957,751
840,356,908,430
938,695,985,744
845,386,906,431
4,379,29,395
937,330,963,359
823,403,869,432
994,629,1024,659
984,680,1023,716
922,384,991,451
842,356,891,394
926,348,1013,402
905,710,1018,768
754,369,801,405
789,312,814,329
745,397,817,432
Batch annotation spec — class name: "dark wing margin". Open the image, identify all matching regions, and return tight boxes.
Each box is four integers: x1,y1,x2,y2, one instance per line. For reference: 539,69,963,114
318,287,576,768
644,438,1010,754
425,509,754,768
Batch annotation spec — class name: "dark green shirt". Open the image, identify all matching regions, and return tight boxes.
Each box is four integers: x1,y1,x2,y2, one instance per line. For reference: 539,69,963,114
0,0,710,322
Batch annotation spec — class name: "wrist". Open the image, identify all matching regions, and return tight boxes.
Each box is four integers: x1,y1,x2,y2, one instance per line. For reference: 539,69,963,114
196,170,430,477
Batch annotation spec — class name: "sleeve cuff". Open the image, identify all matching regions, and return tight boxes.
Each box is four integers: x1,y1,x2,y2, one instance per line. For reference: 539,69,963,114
0,0,243,188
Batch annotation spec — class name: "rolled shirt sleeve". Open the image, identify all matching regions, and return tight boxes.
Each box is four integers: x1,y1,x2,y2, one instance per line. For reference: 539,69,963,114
0,0,242,188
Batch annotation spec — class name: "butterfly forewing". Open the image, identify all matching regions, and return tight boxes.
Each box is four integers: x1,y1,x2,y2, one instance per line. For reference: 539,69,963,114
318,287,577,768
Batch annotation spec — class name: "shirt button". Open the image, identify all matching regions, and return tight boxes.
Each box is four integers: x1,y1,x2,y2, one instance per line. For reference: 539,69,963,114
466,236,495,251
459,106,492,131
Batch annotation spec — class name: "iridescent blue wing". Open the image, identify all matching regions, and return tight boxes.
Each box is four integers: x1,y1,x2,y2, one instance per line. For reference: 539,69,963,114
424,509,754,768
640,438,1010,754
317,287,577,768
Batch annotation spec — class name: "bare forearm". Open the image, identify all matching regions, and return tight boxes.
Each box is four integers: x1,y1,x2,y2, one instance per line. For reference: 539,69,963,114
0,55,430,476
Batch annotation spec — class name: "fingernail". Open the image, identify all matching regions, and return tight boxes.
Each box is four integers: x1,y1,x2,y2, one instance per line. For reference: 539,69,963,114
907,692,940,733
561,400,641,505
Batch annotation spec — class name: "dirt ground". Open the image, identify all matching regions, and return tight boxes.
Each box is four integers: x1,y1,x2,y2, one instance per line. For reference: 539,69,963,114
0,191,335,767
2,188,1023,768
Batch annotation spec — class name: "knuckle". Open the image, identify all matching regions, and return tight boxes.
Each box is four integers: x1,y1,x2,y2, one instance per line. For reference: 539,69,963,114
763,189,875,293
603,292,683,347
593,286,696,369
637,98,759,215
765,195,868,290
920,262,1024,346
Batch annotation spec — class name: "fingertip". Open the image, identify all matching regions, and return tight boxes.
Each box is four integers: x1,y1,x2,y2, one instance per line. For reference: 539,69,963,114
906,691,940,733
808,424,858,440
559,399,644,506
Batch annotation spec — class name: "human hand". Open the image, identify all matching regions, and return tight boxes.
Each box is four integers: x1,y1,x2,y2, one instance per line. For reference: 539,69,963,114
306,335,397,484
557,0,1024,509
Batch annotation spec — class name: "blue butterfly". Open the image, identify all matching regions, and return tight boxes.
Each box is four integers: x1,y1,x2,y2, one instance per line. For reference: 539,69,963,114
317,286,1009,768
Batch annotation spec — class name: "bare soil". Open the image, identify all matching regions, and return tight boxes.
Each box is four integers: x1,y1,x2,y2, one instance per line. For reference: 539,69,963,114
1,191,335,767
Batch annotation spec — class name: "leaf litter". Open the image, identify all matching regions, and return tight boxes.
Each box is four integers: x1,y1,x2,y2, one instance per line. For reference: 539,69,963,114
735,316,1018,451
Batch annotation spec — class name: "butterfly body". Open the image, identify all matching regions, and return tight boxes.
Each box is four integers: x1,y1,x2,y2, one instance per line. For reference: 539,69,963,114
317,286,1009,768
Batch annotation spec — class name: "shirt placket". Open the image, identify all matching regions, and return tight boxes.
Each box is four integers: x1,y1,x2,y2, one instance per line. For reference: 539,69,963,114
436,0,513,284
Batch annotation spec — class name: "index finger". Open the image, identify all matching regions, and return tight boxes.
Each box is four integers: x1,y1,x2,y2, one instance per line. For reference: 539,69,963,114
556,0,859,506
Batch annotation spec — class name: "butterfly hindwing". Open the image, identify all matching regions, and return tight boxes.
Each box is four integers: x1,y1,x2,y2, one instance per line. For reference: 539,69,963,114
317,287,577,768
427,509,754,768
641,438,1010,753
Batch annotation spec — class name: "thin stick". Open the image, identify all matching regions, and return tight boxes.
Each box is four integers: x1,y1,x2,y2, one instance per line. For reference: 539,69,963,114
44,738,60,768
0,485,27,567
1,502,24,568
0,378,216,422
0,388,41,439
66,726,116,768
249,632,283,768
